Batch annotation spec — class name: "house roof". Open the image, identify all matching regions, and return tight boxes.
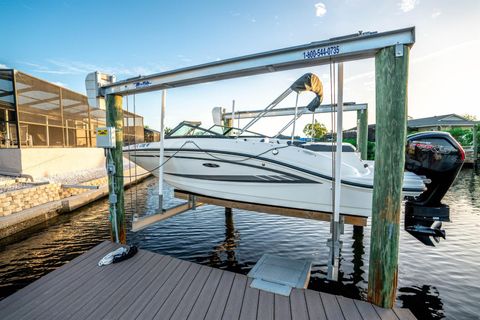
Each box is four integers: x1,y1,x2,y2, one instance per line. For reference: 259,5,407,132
407,114,477,128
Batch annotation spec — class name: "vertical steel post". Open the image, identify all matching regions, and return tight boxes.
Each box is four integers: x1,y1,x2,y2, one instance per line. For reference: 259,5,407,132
368,45,409,308
106,94,126,244
158,90,166,211
328,62,344,281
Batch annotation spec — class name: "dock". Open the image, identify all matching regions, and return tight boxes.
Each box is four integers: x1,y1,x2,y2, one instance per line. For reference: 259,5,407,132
0,241,416,320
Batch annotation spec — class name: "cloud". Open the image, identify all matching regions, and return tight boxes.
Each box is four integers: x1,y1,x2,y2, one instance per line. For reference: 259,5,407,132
399,0,419,12
431,9,441,18
315,3,327,17
53,81,68,88
0,63,9,69
22,59,163,77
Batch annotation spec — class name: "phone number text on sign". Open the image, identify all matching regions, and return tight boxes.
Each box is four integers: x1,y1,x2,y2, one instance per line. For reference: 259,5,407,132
303,45,340,59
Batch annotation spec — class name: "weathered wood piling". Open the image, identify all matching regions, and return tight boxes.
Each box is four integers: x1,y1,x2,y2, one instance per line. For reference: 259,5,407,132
106,94,126,244
368,45,410,308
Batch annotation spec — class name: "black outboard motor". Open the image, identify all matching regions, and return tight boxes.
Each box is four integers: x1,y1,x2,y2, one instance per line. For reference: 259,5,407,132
404,131,465,246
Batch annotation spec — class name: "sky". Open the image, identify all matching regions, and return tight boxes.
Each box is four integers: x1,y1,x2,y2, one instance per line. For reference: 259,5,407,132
1,0,479,135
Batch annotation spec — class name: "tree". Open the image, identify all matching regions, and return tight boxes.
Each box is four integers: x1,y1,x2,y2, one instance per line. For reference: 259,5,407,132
303,120,327,139
462,114,477,121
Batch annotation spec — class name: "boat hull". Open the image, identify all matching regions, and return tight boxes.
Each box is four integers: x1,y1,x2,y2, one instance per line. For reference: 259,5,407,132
125,139,426,218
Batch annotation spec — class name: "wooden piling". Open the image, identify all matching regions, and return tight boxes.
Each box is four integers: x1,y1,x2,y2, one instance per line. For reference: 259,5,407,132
106,94,126,244
367,45,409,308
357,108,368,160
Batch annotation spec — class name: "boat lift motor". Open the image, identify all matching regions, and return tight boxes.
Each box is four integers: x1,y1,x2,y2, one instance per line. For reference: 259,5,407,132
404,131,465,246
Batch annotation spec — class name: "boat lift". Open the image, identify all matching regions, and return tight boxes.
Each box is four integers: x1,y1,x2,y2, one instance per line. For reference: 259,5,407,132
87,27,414,307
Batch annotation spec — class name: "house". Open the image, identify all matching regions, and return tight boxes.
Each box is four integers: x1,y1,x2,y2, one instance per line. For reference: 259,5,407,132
407,114,477,131
0,69,144,178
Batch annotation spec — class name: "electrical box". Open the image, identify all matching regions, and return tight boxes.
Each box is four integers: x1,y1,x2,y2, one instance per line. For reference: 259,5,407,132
96,127,116,148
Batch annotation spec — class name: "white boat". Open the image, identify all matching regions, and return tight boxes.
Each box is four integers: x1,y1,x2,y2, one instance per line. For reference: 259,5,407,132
124,73,427,218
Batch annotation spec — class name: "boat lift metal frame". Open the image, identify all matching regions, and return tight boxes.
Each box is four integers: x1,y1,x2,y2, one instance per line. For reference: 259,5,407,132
88,26,415,282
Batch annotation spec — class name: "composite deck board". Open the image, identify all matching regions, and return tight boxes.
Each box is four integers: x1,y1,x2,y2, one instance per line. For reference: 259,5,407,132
186,267,224,320
392,308,416,320
336,296,363,320
221,273,247,320
320,292,346,320
290,289,309,320
239,278,260,320
170,266,213,320
373,305,400,320
103,255,179,320
305,289,327,320
353,300,382,320
134,260,195,320
0,241,416,320
117,257,183,320
0,241,114,318
84,252,169,320
4,242,117,320
274,293,292,320
68,251,162,320
257,290,275,320
204,270,236,320
152,263,203,319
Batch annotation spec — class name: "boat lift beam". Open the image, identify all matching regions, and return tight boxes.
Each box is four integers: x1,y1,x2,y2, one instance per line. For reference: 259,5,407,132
97,27,414,97
221,102,367,120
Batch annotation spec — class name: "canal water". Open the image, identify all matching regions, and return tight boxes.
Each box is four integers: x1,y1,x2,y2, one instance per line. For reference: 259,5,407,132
0,169,479,319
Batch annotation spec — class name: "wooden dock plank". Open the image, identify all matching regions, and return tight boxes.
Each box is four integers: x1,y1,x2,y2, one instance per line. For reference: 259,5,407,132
304,289,327,320
239,278,260,320
274,293,292,320
320,292,345,320
290,289,309,320
204,270,236,320
354,299,381,320
257,290,275,320
0,242,416,320
0,241,113,317
186,268,224,320
221,273,247,320
336,296,363,320
66,251,162,320
3,242,117,320
393,307,417,320
151,263,203,319
373,305,400,320
134,260,197,320
170,266,212,320
117,257,183,320
85,252,170,320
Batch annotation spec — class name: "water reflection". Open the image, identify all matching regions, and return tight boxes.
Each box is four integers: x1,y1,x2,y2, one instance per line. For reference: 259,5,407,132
209,209,239,270
398,285,445,319
0,169,479,320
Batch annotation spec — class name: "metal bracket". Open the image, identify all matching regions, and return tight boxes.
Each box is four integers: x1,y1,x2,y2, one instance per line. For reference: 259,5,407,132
395,43,404,57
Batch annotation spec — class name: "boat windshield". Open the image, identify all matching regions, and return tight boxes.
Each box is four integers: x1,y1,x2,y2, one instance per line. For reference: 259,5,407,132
207,125,266,137
167,122,222,137
167,122,266,138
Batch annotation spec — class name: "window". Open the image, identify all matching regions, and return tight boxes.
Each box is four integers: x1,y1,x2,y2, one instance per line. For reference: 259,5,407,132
0,70,19,148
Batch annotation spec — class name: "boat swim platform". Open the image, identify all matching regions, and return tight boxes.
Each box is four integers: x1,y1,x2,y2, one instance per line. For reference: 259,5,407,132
0,241,416,320
132,190,367,232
